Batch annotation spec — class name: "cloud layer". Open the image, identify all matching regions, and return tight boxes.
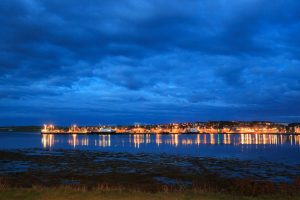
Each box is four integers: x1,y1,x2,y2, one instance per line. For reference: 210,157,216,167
1,0,300,125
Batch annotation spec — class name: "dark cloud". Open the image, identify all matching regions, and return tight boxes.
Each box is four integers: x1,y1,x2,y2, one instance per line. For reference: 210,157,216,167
215,66,245,87
0,0,300,125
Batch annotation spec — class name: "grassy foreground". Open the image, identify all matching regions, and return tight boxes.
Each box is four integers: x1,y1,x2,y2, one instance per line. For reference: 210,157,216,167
0,187,300,200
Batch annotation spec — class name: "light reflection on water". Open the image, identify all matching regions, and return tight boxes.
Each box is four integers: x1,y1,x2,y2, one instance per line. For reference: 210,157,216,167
2,132,300,164
41,133,300,149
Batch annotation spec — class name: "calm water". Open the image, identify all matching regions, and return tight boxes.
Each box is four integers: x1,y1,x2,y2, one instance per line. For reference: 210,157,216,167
1,132,300,164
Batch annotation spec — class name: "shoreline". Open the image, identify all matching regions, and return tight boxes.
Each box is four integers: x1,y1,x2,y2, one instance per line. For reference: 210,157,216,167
40,132,300,135
1,149,300,196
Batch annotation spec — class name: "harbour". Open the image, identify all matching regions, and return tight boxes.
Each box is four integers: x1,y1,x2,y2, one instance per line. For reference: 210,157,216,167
41,121,300,135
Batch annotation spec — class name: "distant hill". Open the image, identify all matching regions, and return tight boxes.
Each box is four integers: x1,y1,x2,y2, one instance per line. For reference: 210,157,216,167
0,126,42,132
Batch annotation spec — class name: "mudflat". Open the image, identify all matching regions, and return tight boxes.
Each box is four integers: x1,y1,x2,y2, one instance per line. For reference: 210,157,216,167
0,149,300,197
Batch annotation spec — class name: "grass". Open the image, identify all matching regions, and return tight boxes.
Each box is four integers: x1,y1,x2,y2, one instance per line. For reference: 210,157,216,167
1,187,300,200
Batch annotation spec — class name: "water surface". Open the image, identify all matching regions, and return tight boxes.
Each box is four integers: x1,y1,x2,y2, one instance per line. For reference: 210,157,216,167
0,132,300,164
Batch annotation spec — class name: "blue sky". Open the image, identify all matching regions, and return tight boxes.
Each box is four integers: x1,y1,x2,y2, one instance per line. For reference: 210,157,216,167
1,0,300,125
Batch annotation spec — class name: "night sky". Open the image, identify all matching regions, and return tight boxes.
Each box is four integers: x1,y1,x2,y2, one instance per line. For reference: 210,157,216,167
1,0,300,125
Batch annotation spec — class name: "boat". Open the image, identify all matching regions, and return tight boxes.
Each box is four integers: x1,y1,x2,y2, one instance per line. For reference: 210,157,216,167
91,127,116,134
